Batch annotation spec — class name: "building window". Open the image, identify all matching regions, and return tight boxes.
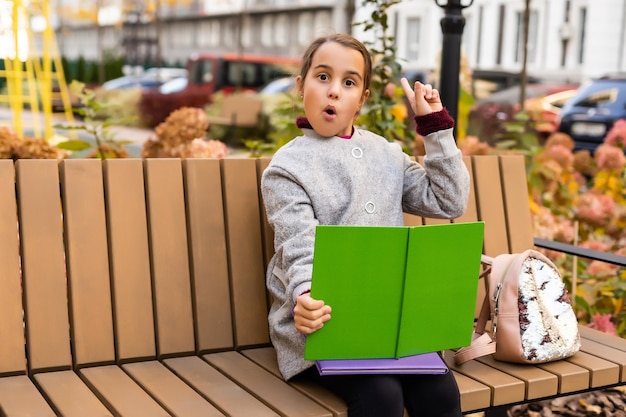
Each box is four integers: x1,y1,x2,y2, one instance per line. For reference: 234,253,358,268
515,9,538,64
241,15,252,48
578,7,587,64
261,15,273,47
275,14,288,47
405,17,420,61
298,12,314,46
313,10,332,37
496,4,505,65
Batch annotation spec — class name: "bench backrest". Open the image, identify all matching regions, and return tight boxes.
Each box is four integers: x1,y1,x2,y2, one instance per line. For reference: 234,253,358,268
0,155,531,377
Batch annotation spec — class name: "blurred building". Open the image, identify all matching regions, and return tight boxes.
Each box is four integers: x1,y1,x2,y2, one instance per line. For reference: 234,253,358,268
51,0,626,83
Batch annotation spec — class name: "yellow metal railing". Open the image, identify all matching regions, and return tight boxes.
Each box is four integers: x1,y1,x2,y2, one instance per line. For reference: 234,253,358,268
0,0,74,140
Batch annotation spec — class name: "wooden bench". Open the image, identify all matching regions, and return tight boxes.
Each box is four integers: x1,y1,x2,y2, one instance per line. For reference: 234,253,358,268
0,155,625,417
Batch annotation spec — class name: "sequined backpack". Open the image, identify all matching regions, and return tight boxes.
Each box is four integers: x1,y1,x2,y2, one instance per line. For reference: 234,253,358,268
454,249,581,365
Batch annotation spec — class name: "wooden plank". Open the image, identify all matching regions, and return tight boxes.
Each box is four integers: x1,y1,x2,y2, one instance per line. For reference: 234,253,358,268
452,371,492,413
183,159,233,352
579,326,626,352
566,351,620,388
579,338,626,382
454,156,479,224
144,159,195,356
0,161,26,375
205,351,333,417
221,159,269,347
256,157,275,269
0,376,56,416
164,356,279,417
537,360,590,393
122,361,224,417
61,160,115,366
474,355,559,399
470,155,510,257
16,159,72,372
242,347,348,417
498,155,534,251
104,159,156,361
34,370,113,417
444,352,526,407
79,365,171,417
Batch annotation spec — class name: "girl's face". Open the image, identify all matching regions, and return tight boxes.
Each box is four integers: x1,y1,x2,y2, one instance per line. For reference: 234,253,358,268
297,41,370,138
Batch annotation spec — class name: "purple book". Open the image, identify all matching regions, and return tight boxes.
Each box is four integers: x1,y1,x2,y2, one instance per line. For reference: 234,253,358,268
315,352,449,375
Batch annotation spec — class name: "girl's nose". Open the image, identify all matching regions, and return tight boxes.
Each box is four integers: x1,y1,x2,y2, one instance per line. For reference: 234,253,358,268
328,82,340,99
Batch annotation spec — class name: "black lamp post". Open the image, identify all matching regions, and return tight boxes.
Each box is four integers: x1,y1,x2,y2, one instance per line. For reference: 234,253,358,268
435,0,473,136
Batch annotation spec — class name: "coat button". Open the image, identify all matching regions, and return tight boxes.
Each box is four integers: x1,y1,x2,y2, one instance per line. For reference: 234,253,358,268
351,147,363,159
365,201,375,213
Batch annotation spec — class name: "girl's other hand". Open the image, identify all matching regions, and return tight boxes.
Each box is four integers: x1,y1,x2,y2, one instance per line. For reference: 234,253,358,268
401,78,443,117
294,293,332,334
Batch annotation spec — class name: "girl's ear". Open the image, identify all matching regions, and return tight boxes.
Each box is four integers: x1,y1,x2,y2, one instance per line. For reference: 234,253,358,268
360,89,370,106
296,75,304,97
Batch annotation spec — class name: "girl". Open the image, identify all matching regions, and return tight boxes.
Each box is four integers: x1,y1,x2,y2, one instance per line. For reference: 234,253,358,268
261,33,469,417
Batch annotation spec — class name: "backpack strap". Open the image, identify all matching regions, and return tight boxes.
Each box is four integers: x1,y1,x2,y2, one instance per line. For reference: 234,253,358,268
453,255,497,365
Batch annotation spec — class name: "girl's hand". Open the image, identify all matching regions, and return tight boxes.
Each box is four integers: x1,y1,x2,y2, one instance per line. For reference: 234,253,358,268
401,78,443,117
293,293,331,334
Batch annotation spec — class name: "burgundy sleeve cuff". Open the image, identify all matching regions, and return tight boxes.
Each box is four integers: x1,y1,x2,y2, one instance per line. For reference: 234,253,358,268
414,108,454,137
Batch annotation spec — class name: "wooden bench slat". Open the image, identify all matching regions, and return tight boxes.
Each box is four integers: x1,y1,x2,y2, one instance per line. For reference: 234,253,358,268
579,326,626,352
144,159,196,356
61,160,115,366
455,156,479,224
183,159,234,352
221,159,269,347
34,370,113,416
444,352,526,406
498,155,535,251
0,376,56,416
104,159,156,361
471,155,510,256
565,351,620,388
123,361,224,417
204,351,333,417
16,160,72,372
242,347,348,417
79,365,171,417
473,355,559,399
537,360,590,393
0,161,27,375
451,370,492,412
164,356,279,417
580,337,626,382
257,158,275,270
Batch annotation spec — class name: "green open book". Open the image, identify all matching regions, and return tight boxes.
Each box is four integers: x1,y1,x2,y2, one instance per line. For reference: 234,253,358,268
304,221,484,360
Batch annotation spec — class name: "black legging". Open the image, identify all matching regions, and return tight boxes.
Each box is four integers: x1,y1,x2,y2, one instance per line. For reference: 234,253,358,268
293,363,463,417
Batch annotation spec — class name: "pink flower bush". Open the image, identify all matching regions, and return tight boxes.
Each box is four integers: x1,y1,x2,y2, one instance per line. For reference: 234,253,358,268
576,190,616,226
184,139,229,159
604,119,626,148
588,313,617,335
461,125,626,338
594,143,626,172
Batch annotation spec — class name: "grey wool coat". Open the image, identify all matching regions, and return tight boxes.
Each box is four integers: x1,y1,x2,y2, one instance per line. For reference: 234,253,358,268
261,125,470,380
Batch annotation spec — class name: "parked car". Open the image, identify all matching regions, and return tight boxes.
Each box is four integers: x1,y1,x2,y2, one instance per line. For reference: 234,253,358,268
139,53,300,127
102,67,188,91
557,74,626,152
468,83,578,145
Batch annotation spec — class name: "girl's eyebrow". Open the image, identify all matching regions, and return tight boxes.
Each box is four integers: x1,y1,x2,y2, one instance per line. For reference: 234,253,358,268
313,64,363,81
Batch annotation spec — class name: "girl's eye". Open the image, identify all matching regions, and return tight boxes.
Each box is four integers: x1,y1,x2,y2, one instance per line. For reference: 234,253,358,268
317,74,329,81
345,79,356,87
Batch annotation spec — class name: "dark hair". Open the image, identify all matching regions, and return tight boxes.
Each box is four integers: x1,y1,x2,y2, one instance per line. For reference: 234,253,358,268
299,34,372,94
